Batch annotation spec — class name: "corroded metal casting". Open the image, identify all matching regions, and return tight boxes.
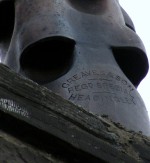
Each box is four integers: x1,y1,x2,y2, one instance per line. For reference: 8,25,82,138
0,0,149,135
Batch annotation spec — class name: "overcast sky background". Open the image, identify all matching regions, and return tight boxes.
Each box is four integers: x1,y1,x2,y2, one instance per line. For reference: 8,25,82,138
120,0,150,116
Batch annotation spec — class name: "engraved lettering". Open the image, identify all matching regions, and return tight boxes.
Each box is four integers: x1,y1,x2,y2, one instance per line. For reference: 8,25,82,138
81,84,88,89
73,74,81,80
62,83,70,88
75,85,81,91
81,71,91,77
122,80,127,85
92,70,99,75
67,78,75,84
85,95,90,101
116,75,121,81
69,94,91,101
68,87,74,93
102,83,108,90
88,83,93,88
97,82,102,89
62,70,136,105
77,95,85,101
69,94,77,101
104,95,113,103
93,95,99,101
109,84,113,90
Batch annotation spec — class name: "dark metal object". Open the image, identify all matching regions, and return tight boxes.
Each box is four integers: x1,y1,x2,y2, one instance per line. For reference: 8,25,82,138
0,0,149,135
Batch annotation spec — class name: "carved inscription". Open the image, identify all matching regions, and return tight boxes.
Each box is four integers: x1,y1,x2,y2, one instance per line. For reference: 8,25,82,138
68,93,135,105
62,70,134,90
0,98,30,118
62,70,136,105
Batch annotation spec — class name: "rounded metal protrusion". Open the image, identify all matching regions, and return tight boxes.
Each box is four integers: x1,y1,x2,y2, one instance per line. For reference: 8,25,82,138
67,0,107,14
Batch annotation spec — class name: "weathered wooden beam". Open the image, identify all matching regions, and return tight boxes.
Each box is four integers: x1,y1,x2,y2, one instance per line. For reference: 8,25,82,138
0,63,149,162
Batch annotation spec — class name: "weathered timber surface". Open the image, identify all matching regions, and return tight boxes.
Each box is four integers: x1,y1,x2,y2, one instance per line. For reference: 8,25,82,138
0,63,149,162
0,130,56,163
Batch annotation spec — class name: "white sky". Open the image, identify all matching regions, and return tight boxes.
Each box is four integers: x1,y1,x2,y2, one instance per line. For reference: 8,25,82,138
120,0,150,116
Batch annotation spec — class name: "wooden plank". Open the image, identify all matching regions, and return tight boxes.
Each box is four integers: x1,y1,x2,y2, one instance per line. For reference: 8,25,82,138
0,64,149,162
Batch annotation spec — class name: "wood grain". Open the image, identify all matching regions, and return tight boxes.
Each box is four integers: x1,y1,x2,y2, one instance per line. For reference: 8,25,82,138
0,64,149,162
